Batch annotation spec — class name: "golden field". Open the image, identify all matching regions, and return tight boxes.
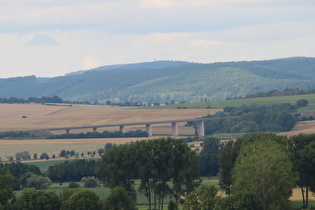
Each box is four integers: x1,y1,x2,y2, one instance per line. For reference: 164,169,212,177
0,103,218,158
1,103,314,202
1,103,315,159
0,103,218,131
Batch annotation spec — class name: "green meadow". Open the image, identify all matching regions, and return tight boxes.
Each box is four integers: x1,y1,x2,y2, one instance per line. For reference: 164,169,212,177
158,94,315,111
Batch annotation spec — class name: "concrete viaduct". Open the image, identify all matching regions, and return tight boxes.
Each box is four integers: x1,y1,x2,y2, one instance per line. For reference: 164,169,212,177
44,116,239,137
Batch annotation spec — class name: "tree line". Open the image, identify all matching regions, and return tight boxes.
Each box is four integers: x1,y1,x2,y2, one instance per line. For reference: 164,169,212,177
198,102,304,135
0,173,137,210
0,162,41,190
47,159,101,182
0,134,314,209
214,133,315,209
97,137,200,209
0,131,32,139
96,134,315,209
0,130,148,140
47,130,149,139
0,96,63,104
244,87,315,98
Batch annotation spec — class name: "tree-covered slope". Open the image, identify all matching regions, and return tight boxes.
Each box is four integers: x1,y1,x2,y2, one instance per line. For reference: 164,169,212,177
1,57,315,103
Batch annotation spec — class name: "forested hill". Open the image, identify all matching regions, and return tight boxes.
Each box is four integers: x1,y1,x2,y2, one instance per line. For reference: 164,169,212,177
65,60,194,76
1,57,315,104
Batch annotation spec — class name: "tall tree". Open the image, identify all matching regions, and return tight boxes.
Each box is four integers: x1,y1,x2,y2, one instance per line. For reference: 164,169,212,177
137,139,174,210
97,143,138,200
288,133,315,209
0,168,14,208
97,137,200,209
199,137,222,177
171,138,200,202
232,137,297,210
218,140,240,196
102,187,137,210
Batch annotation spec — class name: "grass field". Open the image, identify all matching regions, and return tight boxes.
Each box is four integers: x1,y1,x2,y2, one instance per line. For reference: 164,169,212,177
13,176,315,209
161,94,315,111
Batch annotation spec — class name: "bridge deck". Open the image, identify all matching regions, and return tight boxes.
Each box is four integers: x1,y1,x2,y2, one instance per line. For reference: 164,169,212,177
43,116,239,131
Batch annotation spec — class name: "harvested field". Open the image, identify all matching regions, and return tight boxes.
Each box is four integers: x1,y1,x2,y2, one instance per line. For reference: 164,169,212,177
0,103,218,159
1,103,315,160
0,103,219,131
0,137,166,160
290,188,315,201
279,120,315,136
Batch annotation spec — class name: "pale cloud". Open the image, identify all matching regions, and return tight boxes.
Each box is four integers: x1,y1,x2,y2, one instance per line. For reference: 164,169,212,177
82,56,101,70
28,34,59,46
0,0,314,78
139,0,213,8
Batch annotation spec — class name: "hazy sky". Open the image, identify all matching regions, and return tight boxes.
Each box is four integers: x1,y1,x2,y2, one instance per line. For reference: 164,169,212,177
1,0,315,78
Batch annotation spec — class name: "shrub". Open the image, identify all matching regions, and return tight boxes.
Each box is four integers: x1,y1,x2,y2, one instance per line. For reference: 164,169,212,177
40,152,49,160
26,175,51,189
68,182,80,188
296,99,309,107
61,188,81,201
81,176,99,188
13,189,62,210
214,192,263,210
20,172,35,188
62,190,101,210
15,151,31,161
102,187,137,210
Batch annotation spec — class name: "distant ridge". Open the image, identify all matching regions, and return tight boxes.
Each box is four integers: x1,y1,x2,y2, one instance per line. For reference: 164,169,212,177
1,57,315,104
65,60,194,76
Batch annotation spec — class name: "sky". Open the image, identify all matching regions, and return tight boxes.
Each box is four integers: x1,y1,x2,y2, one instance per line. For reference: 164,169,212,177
0,0,315,78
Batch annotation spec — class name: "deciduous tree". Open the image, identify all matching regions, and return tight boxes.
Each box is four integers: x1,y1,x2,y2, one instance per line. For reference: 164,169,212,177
218,140,240,196
26,174,51,189
214,192,263,210
199,136,222,177
13,188,62,210
232,138,297,210
81,176,99,188
97,137,200,210
102,187,137,210
40,152,49,160
288,133,315,209
62,189,101,210
0,168,14,207
183,185,218,210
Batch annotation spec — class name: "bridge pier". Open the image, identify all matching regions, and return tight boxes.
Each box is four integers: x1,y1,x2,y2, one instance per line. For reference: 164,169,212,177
196,120,205,137
120,125,125,133
146,124,152,137
45,117,237,137
172,122,178,136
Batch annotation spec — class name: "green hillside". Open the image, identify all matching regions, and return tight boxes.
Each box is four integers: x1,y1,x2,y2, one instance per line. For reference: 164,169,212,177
163,94,315,111
1,57,315,103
